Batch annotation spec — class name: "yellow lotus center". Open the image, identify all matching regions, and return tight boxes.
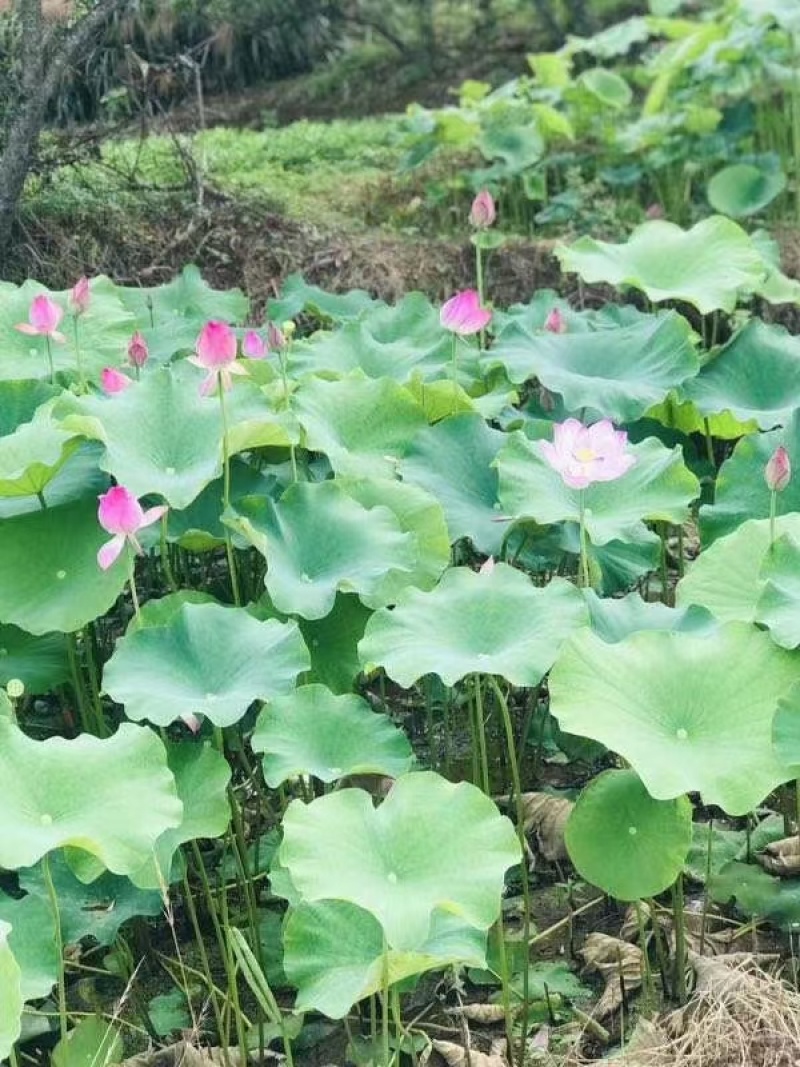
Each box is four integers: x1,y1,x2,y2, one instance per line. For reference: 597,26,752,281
574,448,597,463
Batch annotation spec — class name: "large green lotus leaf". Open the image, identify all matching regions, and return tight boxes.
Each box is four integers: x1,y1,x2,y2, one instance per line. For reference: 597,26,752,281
359,564,588,688
133,741,231,889
227,482,416,620
225,376,301,455
699,415,800,544
677,516,800,623
0,625,69,693
103,602,309,727
399,414,507,554
337,477,450,607
279,771,520,949
565,769,693,901
0,403,80,498
0,380,58,435
284,900,486,1018
496,433,699,546
773,682,800,770
754,535,800,649
707,163,786,218
165,459,271,552
0,441,108,520
0,893,57,1000
484,311,698,423
0,920,22,1060
646,394,757,441
115,266,249,363
59,364,223,509
268,273,381,324
584,590,717,643
709,860,800,930
0,277,136,382
0,496,128,634
290,294,455,383
298,593,372,694
253,683,414,787
0,720,182,871
556,217,767,314
18,851,162,947
549,622,800,815
293,375,428,479
683,321,800,430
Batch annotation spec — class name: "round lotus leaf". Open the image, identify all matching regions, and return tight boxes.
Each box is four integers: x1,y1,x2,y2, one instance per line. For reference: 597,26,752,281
478,123,544,170
772,682,800,771
496,433,699,547
284,900,486,1018
584,590,717,644
683,321,800,430
0,625,69,693
268,273,381,324
399,414,507,555
0,495,128,634
103,602,310,727
556,217,766,314
59,363,224,509
279,771,520,950
0,720,182,872
677,515,800,623
298,593,372,694
226,481,416,620
359,564,588,688
252,683,414,787
293,376,428,479
707,163,786,218
646,395,757,441
0,441,108,521
565,769,692,900
698,413,800,545
0,893,57,1000
754,535,800,649
578,67,633,108
549,622,800,815
0,920,22,1061
484,311,698,423
18,851,161,948
709,860,800,930
0,380,59,436
0,405,80,498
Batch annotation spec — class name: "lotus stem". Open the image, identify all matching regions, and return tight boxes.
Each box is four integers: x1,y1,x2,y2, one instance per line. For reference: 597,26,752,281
770,488,777,548
578,489,591,588
42,853,68,1042
381,935,391,1067
44,335,55,384
450,334,459,415
671,873,688,1005
160,512,178,592
473,673,491,794
126,546,142,625
218,385,241,606
72,316,86,393
475,243,486,350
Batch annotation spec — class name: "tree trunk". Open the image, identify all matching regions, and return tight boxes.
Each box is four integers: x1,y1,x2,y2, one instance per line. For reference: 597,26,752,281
0,0,132,257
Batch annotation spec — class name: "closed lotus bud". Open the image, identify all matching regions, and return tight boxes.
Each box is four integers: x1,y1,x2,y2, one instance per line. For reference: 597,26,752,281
469,188,496,229
243,330,267,359
69,276,91,316
544,307,567,334
127,331,149,369
267,321,286,349
766,446,791,492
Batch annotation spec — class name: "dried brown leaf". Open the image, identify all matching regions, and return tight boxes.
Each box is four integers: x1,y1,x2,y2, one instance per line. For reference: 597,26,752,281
758,834,800,876
452,1004,508,1024
518,792,573,862
580,932,644,1019
432,1039,507,1067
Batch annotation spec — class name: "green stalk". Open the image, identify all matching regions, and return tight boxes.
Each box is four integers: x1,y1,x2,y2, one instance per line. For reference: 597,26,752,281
381,935,391,1067
218,385,241,606
671,873,687,1005
72,317,86,393
492,919,517,1065
160,512,178,592
66,633,92,735
181,870,229,1063
473,674,490,794
578,489,590,588
450,334,459,415
126,547,142,625
43,853,68,1042
475,241,487,350
44,335,55,384
770,488,778,548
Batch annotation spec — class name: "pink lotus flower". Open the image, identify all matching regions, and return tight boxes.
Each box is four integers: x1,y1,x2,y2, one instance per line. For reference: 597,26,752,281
440,290,492,336
766,446,791,492
101,367,132,394
69,277,91,316
470,189,496,229
97,486,168,570
127,331,149,369
544,308,567,334
188,320,246,396
15,295,66,342
541,418,636,490
242,330,268,359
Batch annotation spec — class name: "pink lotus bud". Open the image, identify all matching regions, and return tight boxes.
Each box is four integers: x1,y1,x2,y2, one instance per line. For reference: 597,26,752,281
469,189,496,229
267,322,287,350
440,290,492,336
15,294,65,340
544,307,567,334
69,276,91,316
646,203,665,220
243,330,267,359
101,367,132,394
127,331,149,369
97,486,167,570
766,446,791,492
189,320,246,396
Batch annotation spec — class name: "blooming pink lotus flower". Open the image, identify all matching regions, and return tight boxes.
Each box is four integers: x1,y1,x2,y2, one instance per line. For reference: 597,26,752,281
15,295,66,342
766,446,791,492
242,330,268,359
69,276,91,316
188,320,246,396
97,486,168,570
440,290,492,336
127,331,149,369
470,189,496,229
544,308,567,334
101,367,132,394
541,418,636,490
